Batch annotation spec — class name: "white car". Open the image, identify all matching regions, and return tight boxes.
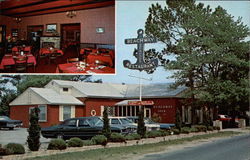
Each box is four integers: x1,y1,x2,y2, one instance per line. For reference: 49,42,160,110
127,117,160,131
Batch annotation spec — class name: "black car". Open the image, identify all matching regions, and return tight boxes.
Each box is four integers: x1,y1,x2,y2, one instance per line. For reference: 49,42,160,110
41,116,135,140
0,116,23,130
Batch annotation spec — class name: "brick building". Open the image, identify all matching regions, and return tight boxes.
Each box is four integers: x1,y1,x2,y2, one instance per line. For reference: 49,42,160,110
9,80,190,128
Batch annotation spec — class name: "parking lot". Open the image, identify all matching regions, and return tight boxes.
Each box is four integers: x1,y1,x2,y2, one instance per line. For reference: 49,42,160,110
0,128,51,145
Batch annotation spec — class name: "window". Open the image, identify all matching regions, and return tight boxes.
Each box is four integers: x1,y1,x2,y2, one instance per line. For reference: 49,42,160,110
111,118,120,125
63,119,76,127
63,88,68,92
79,119,89,127
63,106,71,120
38,105,47,122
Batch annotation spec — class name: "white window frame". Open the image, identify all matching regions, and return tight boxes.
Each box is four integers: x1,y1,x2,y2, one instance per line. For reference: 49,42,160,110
59,105,75,122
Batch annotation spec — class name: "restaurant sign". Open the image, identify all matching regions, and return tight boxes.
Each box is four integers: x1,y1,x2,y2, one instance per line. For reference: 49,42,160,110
128,100,154,106
123,29,158,71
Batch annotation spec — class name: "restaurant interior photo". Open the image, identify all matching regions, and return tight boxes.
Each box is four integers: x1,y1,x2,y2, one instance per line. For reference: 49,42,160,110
0,0,115,74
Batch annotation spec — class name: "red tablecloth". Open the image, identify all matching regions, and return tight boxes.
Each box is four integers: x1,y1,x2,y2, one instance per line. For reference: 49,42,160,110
80,48,97,55
39,48,64,55
57,62,114,74
0,54,37,67
87,53,113,67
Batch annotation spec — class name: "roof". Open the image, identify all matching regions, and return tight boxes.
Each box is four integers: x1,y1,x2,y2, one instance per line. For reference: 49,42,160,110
50,80,187,98
31,88,83,105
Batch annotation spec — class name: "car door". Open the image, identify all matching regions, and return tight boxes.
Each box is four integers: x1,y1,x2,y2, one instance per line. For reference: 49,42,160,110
59,119,78,138
78,118,100,139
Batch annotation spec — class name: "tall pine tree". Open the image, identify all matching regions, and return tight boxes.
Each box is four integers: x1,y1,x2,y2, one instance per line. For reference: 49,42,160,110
102,107,111,139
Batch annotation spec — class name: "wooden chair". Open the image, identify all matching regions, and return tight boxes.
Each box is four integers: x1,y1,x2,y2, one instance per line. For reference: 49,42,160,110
14,56,28,72
49,53,57,64
67,58,79,63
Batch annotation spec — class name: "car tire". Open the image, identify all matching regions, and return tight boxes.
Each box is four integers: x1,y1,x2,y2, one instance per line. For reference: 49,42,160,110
9,127,14,130
57,134,64,139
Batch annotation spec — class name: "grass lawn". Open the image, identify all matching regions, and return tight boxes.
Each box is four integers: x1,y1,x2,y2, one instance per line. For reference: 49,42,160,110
26,131,240,160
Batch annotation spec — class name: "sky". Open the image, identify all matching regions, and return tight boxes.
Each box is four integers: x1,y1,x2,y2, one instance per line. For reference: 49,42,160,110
95,1,250,84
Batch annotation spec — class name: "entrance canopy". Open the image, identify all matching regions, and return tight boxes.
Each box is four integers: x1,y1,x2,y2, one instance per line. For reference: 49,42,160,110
115,100,154,106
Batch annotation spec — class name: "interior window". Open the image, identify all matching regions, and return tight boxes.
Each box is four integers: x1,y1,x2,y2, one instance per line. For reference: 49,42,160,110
111,119,120,125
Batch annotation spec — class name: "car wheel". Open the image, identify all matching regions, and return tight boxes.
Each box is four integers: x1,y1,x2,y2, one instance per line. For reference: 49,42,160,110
9,127,14,130
57,134,64,139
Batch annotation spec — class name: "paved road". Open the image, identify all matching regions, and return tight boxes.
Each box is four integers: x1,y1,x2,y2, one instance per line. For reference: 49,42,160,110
0,128,51,145
142,134,250,160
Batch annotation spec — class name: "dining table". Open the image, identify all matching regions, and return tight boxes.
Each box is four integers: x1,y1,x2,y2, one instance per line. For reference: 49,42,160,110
86,52,114,67
0,53,37,69
39,48,64,56
56,62,115,74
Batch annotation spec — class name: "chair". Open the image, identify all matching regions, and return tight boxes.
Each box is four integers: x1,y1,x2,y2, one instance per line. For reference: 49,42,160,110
67,58,79,63
14,56,28,72
49,53,57,64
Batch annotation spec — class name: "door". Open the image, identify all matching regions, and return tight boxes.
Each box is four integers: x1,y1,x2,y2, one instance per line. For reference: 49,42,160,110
145,108,151,118
78,118,101,139
59,119,78,138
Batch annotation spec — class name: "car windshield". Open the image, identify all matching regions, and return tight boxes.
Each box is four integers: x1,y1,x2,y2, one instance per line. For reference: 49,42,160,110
120,118,133,124
88,117,103,126
0,116,10,120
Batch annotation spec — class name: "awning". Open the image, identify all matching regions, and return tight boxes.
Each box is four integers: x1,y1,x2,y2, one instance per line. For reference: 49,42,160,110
115,100,154,106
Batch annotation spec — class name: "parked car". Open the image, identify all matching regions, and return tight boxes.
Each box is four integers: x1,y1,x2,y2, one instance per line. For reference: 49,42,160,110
41,116,136,140
127,116,160,131
108,117,137,132
0,116,23,130
218,114,239,128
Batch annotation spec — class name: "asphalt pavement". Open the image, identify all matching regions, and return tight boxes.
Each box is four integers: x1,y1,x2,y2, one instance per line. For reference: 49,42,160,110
141,134,250,160
0,128,51,145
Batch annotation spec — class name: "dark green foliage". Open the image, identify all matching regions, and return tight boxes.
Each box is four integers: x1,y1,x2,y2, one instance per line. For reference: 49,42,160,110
27,107,41,151
172,129,180,135
190,127,199,133
68,137,83,147
145,0,250,114
109,133,126,142
203,110,212,128
82,140,96,146
91,135,108,146
213,126,221,131
4,143,25,154
102,107,111,139
146,130,168,138
47,139,67,150
207,126,214,131
125,133,141,141
181,127,191,134
175,108,182,130
0,146,11,156
193,125,207,132
137,110,146,138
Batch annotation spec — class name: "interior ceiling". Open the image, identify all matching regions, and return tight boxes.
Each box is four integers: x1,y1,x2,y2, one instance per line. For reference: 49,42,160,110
0,0,114,17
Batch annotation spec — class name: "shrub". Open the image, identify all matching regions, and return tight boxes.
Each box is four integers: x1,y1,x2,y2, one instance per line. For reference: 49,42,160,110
213,126,221,131
137,110,146,138
190,127,199,133
146,130,164,138
91,135,108,146
0,147,11,156
158,130,169,136
47,139,67,150
82,140,96,146
207,126,214,131
109,133,126,142
193,125,207,132
27,107,41,151
68,137,83,147
172,128,180,135
125,133,141,140
102,107,111,139
4,143,25,154
181,127,190,134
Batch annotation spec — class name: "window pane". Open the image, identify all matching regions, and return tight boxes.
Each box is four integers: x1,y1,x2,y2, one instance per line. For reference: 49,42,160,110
63,106,71,120
39,106,46,121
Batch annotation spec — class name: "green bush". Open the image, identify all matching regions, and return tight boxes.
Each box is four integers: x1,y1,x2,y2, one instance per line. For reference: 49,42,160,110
109,133,126,142
125,133,141,140
82,140,96,146
193,125,207,132
4,143,25,154
158,130,169,136
213,126,221,131
0,147,11,156
207,126,214,131
181,127,190,134
172,128,180,135
91,135,108,146
68,137,83,147
146,130,164,138
190,127,199,133
47,139,67,150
